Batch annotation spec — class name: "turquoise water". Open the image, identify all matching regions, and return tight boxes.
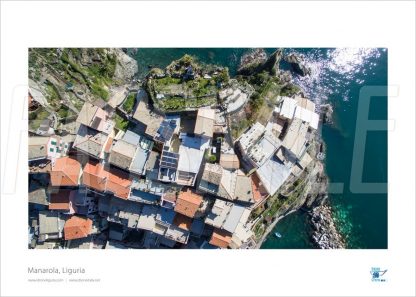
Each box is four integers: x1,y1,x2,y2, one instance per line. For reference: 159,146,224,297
133,48,388,249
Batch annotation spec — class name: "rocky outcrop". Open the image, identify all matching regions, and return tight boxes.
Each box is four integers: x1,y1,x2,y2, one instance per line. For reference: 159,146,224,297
261,49,284,75
310,205,345,249
112,48,138,83
320,103,334,124
284,53,311,76
237,48,267,74
238,49,283,76
276,70,293,84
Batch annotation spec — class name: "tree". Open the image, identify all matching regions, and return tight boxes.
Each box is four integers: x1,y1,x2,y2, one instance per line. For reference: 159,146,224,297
209,155,217,163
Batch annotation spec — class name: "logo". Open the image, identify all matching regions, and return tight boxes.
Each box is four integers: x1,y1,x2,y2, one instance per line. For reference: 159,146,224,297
370,267,387,282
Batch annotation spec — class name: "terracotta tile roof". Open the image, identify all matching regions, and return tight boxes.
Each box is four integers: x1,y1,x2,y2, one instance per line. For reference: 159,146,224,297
49,189,72,211
209,229,232,248
82,162,132,199
82,162,107,192
174,189,203,218
50,157,82,187
251,174,267,203
106,167,132,199
64,216,92,240
173,213,192,231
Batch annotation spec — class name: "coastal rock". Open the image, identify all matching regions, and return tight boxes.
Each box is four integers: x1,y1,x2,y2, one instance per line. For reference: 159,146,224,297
261,49,283,74
237,48,267,74
112,48,138,83
309,205,345,249
320,103,334,124
238,49,283,76
276,70,292,83
284,53,311,76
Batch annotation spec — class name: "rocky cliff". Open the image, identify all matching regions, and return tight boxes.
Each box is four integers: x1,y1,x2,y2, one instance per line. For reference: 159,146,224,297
284,52,311,76
237,49,283,76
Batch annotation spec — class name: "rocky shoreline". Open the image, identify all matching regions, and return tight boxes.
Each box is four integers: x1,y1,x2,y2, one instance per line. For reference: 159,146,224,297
284,52,311,77
310,205,346,249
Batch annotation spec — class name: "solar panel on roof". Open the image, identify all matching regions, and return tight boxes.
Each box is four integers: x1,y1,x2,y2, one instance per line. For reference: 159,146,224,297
160,148,179,170
155,120,177,143
164,152,178,158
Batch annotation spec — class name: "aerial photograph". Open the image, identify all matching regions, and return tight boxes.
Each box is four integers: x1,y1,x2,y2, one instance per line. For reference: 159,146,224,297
28,48,387,249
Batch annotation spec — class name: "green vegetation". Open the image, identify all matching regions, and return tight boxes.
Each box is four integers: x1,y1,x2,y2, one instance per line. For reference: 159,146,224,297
60,50,90,84
187,78,213,97
57,105,76,119
263,195,286,219
73,97,85,111
154,77,182,86
249,91,264,113
207,154,217,163
122,92,137,113
179,54,193,66
28,107,49,131
90,83,109,101
209,155,217,163
251,175,308,240
231,118,253,139
44,81,61,108
29,48,119,108
114,113,129,131
280,83,300,97
157,96,217,112
214,68,230,84
231,64,302,139
253,222,265,240
204,150,217,163
147,55,229,112
159,96,186,110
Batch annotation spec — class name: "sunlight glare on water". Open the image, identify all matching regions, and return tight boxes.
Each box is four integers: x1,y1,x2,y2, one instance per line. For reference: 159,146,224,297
290,48,382,106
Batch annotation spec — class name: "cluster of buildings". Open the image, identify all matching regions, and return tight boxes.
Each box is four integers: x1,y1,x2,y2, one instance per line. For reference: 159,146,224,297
28,87,319,249
236,96,318,197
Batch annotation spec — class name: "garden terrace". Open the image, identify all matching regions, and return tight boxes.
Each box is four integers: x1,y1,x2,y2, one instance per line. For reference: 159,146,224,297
145,55,230,112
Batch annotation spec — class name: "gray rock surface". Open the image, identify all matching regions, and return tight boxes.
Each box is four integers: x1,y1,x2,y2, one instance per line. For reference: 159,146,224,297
310,205,345,249
284,53,311,76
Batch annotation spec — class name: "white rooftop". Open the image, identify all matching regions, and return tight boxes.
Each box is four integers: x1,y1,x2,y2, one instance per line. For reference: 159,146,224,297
276,97,297,119
177,135,210,174
177,146,204,174
205,199,233,228
223,204,250,234
247,130,281,166
238,122,265,151
256,157,292,196
294,107,319,130
275,96,319,130
282,118,309,158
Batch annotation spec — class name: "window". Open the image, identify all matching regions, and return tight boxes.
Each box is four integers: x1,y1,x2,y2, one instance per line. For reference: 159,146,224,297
51,140,57,145
49,148,54,152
